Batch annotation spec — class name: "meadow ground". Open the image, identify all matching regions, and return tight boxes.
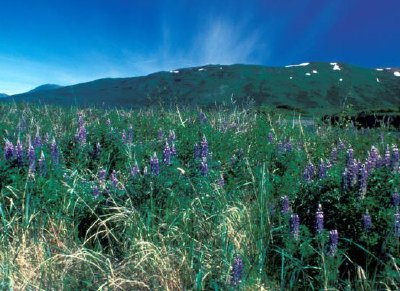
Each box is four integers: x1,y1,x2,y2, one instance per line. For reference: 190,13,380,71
0,103,399,290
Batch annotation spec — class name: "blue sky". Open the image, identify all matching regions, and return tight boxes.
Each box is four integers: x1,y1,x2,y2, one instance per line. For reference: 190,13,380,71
1,0,399,94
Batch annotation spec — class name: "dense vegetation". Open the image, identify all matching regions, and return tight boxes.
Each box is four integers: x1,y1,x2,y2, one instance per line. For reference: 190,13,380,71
0,102,399,289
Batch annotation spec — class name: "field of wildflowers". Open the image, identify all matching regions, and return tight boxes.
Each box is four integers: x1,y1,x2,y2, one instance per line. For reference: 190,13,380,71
0,103,399,289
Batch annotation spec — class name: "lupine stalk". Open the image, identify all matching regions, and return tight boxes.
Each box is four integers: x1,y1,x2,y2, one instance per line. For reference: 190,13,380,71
4,140,14,161
51,138,59,166
168,130,175,144
98,169,107,183
122,130,127,144
318,159,327,179
303,161,315,182
358,164,368,199
131,163,140,177
290,213,300,240
230,255,244,286
200,157,208,176
171,143,177,156
163,141,172,165
128,125,133,144
281,195,289,214
150,152,159,176
330,147,337,163
363,211,372,231
28,141,35,172
315,204,324,233
38,151,46,176
198,111,207,124
110,170,118,187
200,135,208,158
15,139,24,166
92,183,100,198
328,230,339,256
34,130,42,148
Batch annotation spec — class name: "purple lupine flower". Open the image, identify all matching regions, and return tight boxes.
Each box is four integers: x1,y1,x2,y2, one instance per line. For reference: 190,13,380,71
50,138,59,166
341,168,349,191
391,189,399,208
338,138,345,150
290,213,300,240
267,132,274,143
369,146,379,168
121,130,127,144
128,125,133,144
78,114,85,127
170,143,177,156
157,128,164,140
284,139,292,152
98,169,107,183
200,157,208,176
395,212,400,238
230,255,244,286
358,164,368,199
363,211,372,231
34,131,42,148
150,152,159,176
131,163,140,177
281,195,290,214
303,161,315,182
200,135,208,158
106,118,111,126
330,147,338,163
27,142,35,173
15,139,24,166
163,141,172,165
4,140,14,161
318,159,327,179
38,151,46,176
168,130,176,144
315,204,324,233
198,111,208,124
92,183,100,198
194,143,200,159
76,122,87,144
385,145,391,167
110,170,118,187
328,230,339,256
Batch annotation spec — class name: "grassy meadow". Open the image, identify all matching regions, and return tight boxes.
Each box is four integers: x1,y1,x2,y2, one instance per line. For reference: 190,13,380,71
0,102,399,290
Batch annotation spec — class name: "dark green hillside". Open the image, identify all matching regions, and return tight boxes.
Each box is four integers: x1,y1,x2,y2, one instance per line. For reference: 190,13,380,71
4,63,400,115
28,83,62,93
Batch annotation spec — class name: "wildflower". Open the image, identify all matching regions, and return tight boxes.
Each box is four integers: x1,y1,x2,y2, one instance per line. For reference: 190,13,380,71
281,195,289,214
110,170,118,187
303,161,315,182
392,144,399,169
76,122,87,144
15,139,24,166
346,147,354,166
290,213,300,240
217,174,225,187
200,135,208,158
131,163,140,177
38,151,46,176
200,157,208,176
34,130,42,148
363,211,372,231
50,138,59,166
28,141,35,173
98,168,107,183
230,255,244,286
106,118,111,126
163,141,172,165
150,152,159,176
4,140,14,161
315,204,324,233
318,159,327,179
392,189,399,208
328,230,339,256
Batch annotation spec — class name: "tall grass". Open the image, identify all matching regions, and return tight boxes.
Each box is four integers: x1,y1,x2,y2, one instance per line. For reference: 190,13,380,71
0,102,399,289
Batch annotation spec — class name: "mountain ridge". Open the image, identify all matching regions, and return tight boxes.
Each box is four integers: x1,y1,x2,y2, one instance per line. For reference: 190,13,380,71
3,62,400,115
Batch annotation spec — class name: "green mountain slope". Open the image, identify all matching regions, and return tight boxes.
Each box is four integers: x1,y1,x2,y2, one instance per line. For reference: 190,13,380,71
4,63,400,114
28,83,62,93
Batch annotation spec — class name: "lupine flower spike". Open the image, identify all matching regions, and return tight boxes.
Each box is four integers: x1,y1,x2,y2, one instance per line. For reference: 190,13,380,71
150,152,159,176
290,213,300,240
230,255,244,286
281,195,289,214
328,230,339,256
363,210,373,231
315,204,324,233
